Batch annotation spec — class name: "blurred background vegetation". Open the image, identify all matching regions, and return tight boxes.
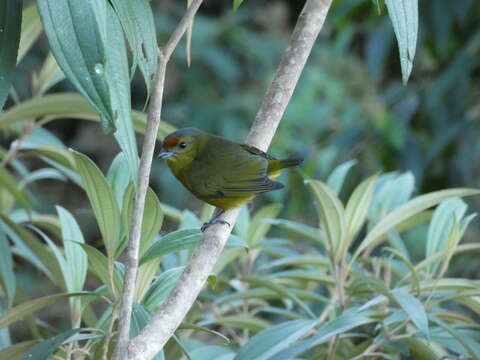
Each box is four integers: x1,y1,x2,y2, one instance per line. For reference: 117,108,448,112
1,0,480,356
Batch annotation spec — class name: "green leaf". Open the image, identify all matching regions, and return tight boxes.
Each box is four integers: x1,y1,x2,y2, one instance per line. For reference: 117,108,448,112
426,198,467,274
0,230,15,308
141,229,245,265
18,328,80,360
0,0,22,110
326,160,357,195
233,0,244,12
0,93,176,137
202,315,271,333
391,289,429,338
107,153,131,209
385,0,418,84
110,0,158,98
242,277,315,319
306,180,346,262
72,151,121,260
186,346,235,360
81,244,122,298
0,341,37,360
178,323,230,344
0,292,91,328
57,206,87,293
36,53,65,95
135,258,161,303
0,215,64,286
104,3,139,181
138,188,163,257
352,188,480,262
272,312,374,359
140,229,200,265
18,4,42,64
234,320,318,360
17,4,42,64
0,163,30,211
142,267,183,311
345,174,378,244
265,219,324,244
246,204,282,246
36,0,114,130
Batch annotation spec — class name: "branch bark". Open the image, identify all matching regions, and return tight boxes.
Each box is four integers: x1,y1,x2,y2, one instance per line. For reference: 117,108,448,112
114,1,204,359
127,1,333,359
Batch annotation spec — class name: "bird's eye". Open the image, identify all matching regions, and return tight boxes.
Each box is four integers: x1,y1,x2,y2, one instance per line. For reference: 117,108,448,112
179,142,187,149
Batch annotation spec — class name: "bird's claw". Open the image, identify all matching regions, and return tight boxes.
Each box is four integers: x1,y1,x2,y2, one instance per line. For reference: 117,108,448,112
201,219,231,232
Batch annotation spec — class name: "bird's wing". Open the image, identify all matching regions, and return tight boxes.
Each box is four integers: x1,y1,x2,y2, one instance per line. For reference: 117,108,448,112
240,144,277,160
189,146,283,199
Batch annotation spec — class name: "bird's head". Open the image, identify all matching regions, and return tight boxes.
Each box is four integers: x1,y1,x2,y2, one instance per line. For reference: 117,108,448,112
158,128,205,168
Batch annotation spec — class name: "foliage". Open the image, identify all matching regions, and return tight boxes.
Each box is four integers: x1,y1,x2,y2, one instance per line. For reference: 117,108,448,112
0,0,479,359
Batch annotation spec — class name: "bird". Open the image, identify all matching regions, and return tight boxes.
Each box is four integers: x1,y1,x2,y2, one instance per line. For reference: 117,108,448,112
158,128,303,231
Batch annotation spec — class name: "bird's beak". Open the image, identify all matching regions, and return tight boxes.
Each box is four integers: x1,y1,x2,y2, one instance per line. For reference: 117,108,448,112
158,151,175,159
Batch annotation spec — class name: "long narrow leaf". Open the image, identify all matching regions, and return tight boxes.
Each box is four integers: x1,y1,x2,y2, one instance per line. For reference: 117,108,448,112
0,0,22,109
72,151,121,260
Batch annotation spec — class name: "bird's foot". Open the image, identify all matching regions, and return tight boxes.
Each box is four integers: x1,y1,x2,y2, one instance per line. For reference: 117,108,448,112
201,218,231,232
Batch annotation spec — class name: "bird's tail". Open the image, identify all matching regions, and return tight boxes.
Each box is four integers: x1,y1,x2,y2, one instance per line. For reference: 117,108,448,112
279,157,303,168
267,157,303,178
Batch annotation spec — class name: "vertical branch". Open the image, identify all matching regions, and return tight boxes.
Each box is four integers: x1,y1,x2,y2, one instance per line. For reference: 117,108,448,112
127,1,333,359
114,1,204,359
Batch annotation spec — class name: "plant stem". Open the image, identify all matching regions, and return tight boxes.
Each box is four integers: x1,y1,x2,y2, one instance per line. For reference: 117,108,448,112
127,1,333,359
113,1,204,359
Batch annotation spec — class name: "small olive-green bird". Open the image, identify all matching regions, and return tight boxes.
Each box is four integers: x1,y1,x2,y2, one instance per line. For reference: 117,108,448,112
159,128,302,230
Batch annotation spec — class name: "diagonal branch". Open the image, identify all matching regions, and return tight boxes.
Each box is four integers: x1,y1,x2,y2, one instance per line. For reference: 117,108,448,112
114,1,204,359
127,1,333,359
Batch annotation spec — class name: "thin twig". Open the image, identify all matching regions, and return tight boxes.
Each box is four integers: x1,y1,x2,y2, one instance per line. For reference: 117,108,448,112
127,1,333,359
113,1,204,359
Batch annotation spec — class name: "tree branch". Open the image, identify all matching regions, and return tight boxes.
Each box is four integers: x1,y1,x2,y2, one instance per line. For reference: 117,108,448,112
127,1,333,359
114,1,204,359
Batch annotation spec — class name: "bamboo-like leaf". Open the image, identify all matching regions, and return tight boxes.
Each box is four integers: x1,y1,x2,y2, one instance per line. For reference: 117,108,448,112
272,312,374,359
18,329,80,360
233,0,244,12
0,215,64,286
81,244,122,298
242,277,315,319
135,258,161,303
326,160,357,195
0,292,91,328
202,315,271,333
306,180,346,263
385,0,418,84
0,167,30,211
141,229,246,265
0,230,15,308
57,206,87,293
344,174,378,254
36,53,65,95
72,151,121,260
142,267,183,310
234,320,318,360
36,0,114,130
107,153,131,208
426,198,467,274
110,0,158,97
0,0,22,110
392,289,429,339
246,204,282,246
352,188,480,262
0,341,37,360
17,4,42,64
0,92,176,138
104,3,139,181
